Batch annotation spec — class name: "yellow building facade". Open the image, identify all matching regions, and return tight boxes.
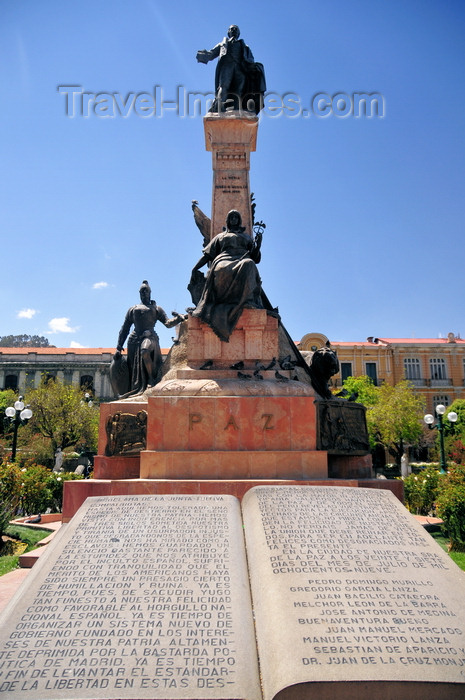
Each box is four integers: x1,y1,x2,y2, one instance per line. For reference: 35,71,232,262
298,332,465,413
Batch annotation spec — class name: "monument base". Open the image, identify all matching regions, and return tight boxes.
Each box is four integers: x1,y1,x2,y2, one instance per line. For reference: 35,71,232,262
328,453,373,479
92,310,373,505
140,450,327,480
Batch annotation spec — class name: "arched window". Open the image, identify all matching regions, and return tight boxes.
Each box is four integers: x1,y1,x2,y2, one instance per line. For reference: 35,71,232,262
4,374,18,390
430,358,446,380
404,358,421,380
80,375,94,392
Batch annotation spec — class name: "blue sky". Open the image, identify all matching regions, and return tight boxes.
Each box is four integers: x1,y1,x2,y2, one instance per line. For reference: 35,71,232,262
1,0,464,350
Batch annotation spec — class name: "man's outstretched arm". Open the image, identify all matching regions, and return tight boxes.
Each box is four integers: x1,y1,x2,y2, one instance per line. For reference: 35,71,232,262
196,43,221,64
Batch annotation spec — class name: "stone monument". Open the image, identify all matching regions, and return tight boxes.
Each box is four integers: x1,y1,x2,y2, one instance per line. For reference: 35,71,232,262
59,25,389,518
2,25,464,700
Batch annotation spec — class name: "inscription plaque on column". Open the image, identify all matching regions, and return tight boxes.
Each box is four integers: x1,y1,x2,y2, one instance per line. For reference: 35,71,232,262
204,114,258,238
242,486,465,700
0,495,261,700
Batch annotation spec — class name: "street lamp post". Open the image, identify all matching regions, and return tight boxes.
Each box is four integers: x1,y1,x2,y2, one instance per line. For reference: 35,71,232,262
4,396,33,461
424,404,458,474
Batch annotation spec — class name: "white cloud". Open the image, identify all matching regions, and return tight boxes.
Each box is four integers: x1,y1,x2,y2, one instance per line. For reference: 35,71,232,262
93,281,109,289
48,317,78,334
17,308,37,319
70,341,86,348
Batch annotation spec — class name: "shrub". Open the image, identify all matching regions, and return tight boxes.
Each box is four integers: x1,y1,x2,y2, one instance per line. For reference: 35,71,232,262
443,462,465,486
15,434,54,469
45,471,83,512
410,461,439,473
0,462,23,514
436,463,465,552
447,438,465,466
0,461,23,544
436,485,465,552
12,464,84,516
19,464,53,515
400,466,442,515
0,502,13,549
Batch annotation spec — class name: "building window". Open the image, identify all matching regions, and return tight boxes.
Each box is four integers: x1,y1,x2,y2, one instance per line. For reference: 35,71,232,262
80,375,94,392
404,358,421,380
365,362,378,385
430,358,447,380
4,374,18,390
433,395,450,409
340,362,352,382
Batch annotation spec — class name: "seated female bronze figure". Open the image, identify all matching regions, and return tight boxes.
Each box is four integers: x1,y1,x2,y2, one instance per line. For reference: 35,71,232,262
190,210,263,341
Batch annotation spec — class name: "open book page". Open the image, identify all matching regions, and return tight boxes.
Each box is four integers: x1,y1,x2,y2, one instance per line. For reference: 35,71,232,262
242,485,465,700
0,495,261,700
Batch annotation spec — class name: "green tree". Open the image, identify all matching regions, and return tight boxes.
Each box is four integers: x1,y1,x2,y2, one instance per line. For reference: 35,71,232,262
0,389,19,436
0,335,52,347
26,380,99,458
335,375,380,407
369,380,425,468
440,399,465,464
336,377,426,467
442,399,465,439
334,375,380,448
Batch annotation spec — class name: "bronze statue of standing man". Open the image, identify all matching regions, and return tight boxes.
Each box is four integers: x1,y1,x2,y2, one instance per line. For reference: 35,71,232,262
196,25,266,113
111,281,185,397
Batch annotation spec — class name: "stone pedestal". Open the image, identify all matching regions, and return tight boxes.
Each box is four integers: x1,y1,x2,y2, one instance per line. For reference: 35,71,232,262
94,401,147,479
187,309,277,366
204,111,258,238
140,394,326,480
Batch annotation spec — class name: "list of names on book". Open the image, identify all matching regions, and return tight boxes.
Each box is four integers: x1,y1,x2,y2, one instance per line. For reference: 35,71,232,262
245,486,465,686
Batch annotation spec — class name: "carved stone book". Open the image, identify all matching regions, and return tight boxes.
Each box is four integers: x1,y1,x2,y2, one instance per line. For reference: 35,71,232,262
1,488,464,700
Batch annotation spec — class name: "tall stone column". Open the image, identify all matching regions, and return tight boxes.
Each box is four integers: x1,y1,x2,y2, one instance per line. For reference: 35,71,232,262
18,370,27,392
204,112,258,239
100,371,111,400
94,370,102,397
